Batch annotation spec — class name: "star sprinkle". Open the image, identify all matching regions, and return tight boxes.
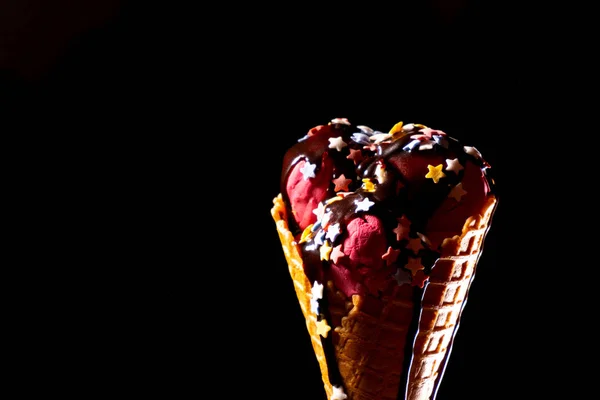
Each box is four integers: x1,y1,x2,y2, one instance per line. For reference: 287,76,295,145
314,230,326,246
299,224,315,243
425,164,446,184
448,182,468,201
419,127,446,138
389,121,407,141
331,118,351,125
347,148,364,164
405,257,424,275
411,270,429,288
331,386,348,400
393,215,411,241
446,158,464,174
311,281,324,301
300,161,317,180
355,197,375,212
325,223,341,242
406,238,424,253
320,240,333,261
361,178,376,192
316,319,331,337
330,244,345,263
464,146,482,159
310,298,320,315
393,268,412,286
370,132,392,144
312,202,326,220
332,174,352,192
382,246,401,266
328,136,347,152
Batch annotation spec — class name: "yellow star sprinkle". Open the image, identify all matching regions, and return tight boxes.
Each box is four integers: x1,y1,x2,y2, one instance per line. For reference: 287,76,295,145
316,319,331,338
389,121,407,141
361,178,376,192
425,164,446,184
320,240,333,261
299,224,314,243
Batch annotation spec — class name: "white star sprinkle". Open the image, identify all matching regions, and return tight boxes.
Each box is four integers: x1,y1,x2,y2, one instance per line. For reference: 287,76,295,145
328,136,347,152
325,223,341,242
370,132,392,144
331,118,351,125
464,146,482,159
300,161,316,180
446,158,464,174
311,281,324,300
448,182,468,201
312,202,326,220
310,298,319,315
313,230,326,246
418,140,435,150
355,197,375,212
331,385,348,400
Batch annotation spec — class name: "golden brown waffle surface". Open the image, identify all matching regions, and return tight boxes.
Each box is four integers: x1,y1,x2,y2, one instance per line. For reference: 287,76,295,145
272,194,497,400
272,194,334,399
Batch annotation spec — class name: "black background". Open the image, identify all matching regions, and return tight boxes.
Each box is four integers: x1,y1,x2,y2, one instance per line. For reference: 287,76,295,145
2,1,572,399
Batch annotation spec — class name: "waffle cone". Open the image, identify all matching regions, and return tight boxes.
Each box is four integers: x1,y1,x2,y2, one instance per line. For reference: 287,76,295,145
406,195,497,400
272,193,497,400
272,194,334,399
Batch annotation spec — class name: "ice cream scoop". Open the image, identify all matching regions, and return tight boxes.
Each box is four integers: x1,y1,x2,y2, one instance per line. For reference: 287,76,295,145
273,117,497,400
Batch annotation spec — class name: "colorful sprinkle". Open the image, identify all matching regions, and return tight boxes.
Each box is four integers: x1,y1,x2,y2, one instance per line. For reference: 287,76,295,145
425,164,446,183
448,182,468,201
325,223,341,242
332,174,352,192
361,178,376,192
299,224,315,244
405,257,425,275
411,270,429,288
328,136,347,152
331,118,351,125
445,158,464,174
331,386,348,400
393,215,411,241
330,244,345,264
464,146,482,159
381,246,401,266
316,319,331,338
300,161,317,180
355,197,375,212
346,148,364,164
311,281,324,300
320,240,333,261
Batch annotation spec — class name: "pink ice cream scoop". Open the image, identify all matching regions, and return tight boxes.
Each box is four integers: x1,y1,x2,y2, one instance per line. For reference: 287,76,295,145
280,119,493,290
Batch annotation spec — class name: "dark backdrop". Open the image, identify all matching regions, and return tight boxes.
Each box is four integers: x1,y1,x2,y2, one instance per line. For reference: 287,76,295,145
2,1,562,399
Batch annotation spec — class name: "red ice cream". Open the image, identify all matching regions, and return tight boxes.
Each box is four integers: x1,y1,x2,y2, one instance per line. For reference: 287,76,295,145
280,119,493,298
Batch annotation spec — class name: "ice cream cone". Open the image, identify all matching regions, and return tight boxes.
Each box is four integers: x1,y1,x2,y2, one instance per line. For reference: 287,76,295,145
406,195,497,400
272,193,497,400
